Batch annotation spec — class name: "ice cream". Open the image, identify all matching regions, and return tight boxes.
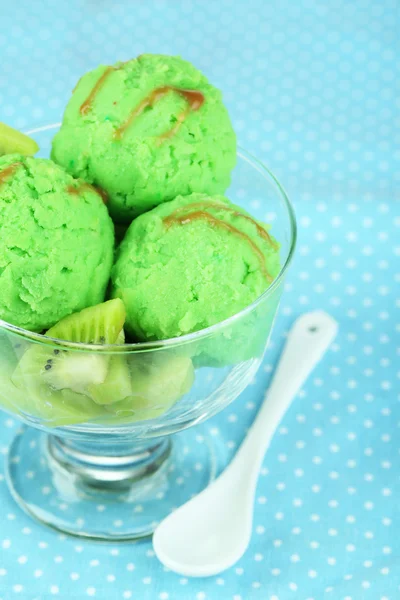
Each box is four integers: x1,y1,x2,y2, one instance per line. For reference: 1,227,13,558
0,154,114,331
111,192,280,340
51,54,237,223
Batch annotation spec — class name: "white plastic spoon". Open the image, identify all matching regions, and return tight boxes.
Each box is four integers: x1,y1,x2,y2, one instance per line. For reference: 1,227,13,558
153,311,338,577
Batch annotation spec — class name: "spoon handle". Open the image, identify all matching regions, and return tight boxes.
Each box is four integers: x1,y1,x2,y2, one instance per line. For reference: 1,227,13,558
234,311,338,473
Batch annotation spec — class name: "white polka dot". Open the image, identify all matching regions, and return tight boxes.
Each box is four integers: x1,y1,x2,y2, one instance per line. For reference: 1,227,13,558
328,529,338,536
290,553,300,563
255,525,265,534
308,570,317,578
362,581,371,589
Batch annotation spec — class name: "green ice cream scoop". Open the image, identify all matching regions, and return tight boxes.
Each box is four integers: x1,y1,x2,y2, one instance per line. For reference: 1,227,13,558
111,193,280,341
0,155,114,332
51,54,237,223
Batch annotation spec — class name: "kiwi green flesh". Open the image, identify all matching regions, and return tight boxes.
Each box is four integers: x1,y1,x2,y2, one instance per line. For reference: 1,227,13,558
0,122,39,156
6,304,195,426
9,350,194,427
11,346,107,425
45,389,106,427
87,355,131,406
12,345,108,392
46,298,126,344
104,356,195,423
0,334,29,417
4,300,128,426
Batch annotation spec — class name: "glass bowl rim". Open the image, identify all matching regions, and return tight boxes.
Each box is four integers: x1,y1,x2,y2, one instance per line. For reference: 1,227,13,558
0,123,297,353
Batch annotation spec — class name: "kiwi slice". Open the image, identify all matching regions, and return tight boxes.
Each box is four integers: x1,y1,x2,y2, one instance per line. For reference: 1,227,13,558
12,299,126,426
13,345,110,396
40,389,106,428
104,355,194,423
12,363,105,426
0,122,39,156
0,333,29,417
46,298,126,344
86,328,132,406
88,354,132,406
11,344,108,426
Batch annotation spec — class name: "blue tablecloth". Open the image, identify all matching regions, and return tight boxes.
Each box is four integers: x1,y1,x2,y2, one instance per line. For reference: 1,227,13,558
0,1,398,598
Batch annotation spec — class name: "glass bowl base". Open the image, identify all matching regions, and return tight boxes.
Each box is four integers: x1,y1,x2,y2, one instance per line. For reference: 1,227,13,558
5,425,228,541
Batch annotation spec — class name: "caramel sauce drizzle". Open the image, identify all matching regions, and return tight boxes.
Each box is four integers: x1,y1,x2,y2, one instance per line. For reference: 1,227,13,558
78,61,205,142
79,66,115,115
164,210,273,283
113,86,205,141
0,162,24,186
67,183,108,204
169,201,278,250
93,186,108,204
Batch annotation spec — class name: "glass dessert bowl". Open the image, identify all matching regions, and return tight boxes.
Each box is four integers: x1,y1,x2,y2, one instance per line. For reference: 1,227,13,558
0,124,296,540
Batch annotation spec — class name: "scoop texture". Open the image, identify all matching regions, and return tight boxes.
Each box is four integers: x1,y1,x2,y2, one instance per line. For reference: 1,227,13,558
111,192,280,340
0,155,114,331
51,54,237,223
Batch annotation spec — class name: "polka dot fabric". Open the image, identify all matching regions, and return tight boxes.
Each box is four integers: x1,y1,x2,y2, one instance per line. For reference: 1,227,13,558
0,0,399,598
